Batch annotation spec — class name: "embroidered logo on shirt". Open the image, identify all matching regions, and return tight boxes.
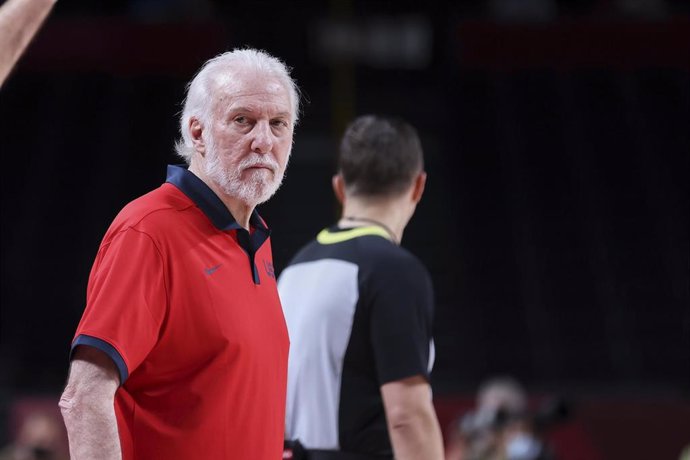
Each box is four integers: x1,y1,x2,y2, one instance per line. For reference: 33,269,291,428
205,264,222,275
263,260,275,279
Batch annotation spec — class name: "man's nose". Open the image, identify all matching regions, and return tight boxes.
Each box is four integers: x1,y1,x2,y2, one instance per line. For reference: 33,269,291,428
251,121,274,154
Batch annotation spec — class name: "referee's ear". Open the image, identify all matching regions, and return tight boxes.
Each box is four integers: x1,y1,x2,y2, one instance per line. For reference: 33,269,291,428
332,173,346,205
411,171,427,204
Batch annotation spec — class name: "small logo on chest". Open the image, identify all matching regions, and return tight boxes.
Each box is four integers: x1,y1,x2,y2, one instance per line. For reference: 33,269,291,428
263,260,275,279
205,264,222,275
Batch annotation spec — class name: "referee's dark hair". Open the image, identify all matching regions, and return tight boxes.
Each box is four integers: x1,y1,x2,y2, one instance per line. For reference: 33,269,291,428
338,115,424,198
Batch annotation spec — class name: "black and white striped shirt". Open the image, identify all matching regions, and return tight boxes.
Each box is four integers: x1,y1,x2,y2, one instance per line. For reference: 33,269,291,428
278,225,436,456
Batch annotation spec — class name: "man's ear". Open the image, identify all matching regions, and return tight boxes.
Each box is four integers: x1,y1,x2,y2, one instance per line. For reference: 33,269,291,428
189,117,205,155
332,174,346,205
411,171,427,203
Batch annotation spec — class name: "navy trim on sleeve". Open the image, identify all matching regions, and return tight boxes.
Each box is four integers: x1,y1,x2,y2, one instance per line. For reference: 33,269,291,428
71,335,129,385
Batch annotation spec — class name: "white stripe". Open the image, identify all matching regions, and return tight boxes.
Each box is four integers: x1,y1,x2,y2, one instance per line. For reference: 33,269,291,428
279,259,359,449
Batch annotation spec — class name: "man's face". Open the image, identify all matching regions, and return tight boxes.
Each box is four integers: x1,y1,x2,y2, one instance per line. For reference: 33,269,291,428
201,70,294,207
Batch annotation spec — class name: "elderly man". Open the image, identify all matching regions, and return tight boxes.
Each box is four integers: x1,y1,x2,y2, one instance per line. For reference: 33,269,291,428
60,48,299,460
279,115,444,460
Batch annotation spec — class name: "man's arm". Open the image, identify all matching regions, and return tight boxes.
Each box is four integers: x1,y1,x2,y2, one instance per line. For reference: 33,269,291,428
0,0,57,87
381,375,444,460
59,346,122,460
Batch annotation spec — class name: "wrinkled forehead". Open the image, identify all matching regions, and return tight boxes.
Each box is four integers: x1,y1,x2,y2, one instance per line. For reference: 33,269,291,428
208,70,293,117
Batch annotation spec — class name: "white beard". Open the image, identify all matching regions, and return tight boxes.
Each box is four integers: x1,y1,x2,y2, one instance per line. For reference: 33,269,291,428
203,134,286,207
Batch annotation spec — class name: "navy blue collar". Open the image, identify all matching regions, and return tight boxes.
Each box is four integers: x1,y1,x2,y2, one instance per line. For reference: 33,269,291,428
165,164,269,233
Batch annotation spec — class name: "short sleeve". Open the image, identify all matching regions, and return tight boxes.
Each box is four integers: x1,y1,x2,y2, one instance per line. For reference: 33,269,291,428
368,255,434,385
72,227,167,384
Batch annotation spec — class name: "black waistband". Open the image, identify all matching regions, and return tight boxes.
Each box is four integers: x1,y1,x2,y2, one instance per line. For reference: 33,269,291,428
306,450,392,460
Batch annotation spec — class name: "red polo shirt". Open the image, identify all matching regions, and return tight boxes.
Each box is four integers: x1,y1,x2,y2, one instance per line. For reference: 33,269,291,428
71,165,289,459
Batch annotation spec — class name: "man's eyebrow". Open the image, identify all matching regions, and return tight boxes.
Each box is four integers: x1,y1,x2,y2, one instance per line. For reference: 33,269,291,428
228,106,291,118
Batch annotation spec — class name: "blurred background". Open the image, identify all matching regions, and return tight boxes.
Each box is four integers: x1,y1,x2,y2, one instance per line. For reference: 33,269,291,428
0,0,688,459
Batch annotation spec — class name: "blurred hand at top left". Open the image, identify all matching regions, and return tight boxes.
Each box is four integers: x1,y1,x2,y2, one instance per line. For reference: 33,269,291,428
0,0,58,88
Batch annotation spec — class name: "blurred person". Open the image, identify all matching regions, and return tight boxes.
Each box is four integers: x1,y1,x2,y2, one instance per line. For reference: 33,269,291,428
279,115,444,460
680,444,690,460
0,0,57,88
0,410,67,460
59,48,300,460
445,376,563,460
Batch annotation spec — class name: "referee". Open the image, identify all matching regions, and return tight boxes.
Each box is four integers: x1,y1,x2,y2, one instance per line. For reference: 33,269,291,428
279,115,444,460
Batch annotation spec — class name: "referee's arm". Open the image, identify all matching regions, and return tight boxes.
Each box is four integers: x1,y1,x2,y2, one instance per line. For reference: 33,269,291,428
381,374,444,460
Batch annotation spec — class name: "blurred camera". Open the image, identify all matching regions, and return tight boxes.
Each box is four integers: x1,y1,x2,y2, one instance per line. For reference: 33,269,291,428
459,397,570,460
461,397,570,436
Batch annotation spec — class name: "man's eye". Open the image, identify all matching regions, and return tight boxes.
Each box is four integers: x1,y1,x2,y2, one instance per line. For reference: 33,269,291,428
271,119,288,128
234,116,248,124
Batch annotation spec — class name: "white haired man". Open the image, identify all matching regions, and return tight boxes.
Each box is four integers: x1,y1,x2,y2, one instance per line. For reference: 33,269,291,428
60,48,300,460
